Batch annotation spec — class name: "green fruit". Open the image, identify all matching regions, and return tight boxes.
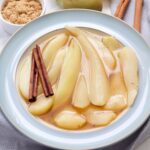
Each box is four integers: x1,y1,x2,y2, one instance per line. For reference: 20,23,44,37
57,0,102,10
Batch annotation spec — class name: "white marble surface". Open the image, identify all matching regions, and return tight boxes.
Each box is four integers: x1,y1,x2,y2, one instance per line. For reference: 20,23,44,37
0,0,150,149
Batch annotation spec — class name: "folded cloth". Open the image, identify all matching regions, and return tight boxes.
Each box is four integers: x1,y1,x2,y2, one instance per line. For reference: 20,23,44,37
0,110,49,150
0,0,150,150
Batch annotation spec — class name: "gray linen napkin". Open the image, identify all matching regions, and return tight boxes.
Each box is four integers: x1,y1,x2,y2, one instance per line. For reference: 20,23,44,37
0,110,49,150
0,0,150,150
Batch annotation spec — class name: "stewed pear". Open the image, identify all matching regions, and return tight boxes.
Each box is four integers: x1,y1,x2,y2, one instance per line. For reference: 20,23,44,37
54,38,81,109
87,32,116,69
110,72,127,98
99,42,116,69
19,56,31,100
104,95,127,111
66,27,110,106
54,110,86,130
42,33,68,69
72,74,90,109
102,36,122,51
38,48,66,95
104,72,127,111
28,94,53,115
119,47,138,106
48,48,66,85
85,109,116,126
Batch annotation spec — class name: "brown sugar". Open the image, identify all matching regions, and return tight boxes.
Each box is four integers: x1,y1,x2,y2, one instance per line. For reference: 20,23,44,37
1,0,42,24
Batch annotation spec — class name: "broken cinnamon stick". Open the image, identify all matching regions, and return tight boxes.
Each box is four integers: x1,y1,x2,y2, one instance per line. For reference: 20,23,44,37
134,0,143,32
33,45,54,97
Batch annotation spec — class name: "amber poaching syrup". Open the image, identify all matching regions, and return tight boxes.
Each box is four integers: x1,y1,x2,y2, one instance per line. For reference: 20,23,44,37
17,27,129,131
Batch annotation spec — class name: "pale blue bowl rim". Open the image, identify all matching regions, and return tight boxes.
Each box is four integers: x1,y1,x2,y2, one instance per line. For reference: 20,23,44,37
0,9,150,150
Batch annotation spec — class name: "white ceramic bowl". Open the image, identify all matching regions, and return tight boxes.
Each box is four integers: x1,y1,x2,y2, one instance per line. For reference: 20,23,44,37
0,0,46,34
0,10,150,150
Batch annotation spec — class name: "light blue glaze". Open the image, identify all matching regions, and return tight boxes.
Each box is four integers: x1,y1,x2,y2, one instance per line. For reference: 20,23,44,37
0,10,150,149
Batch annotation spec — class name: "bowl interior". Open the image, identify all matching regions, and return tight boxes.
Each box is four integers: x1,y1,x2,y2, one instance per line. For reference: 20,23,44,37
0,10,150,149
15,26,137,132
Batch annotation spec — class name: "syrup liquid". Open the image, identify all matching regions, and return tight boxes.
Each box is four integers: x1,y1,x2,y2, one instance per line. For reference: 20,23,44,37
16,28,130,131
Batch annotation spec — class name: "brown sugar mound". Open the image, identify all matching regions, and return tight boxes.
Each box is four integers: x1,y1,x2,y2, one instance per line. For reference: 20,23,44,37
1,0,42,24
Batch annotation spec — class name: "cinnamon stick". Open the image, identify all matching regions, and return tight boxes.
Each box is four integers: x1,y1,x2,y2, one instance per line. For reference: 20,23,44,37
114,0,124,17
29,53,39,102
32,67,39,98
33,45,54,97
134,0,143,32
115,0,130,19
